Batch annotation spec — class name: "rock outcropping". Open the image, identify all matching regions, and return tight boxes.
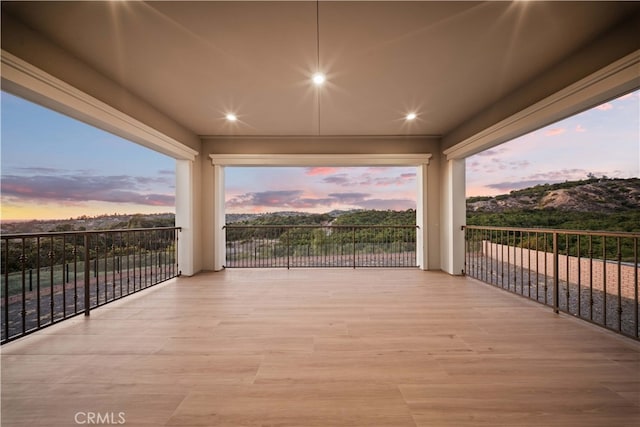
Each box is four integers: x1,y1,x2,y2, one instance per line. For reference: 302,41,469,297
467,178,640,213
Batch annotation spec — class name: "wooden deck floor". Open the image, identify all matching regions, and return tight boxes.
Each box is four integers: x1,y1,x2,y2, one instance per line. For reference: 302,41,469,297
2,269,639,426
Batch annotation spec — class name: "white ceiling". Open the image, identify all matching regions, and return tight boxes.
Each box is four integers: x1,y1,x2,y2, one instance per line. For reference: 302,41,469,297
2,1,638,137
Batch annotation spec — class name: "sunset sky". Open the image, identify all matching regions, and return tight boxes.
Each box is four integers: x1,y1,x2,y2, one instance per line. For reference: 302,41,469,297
1,92,175,221
1,89,638,220
225,166,417,214
466,90,639,197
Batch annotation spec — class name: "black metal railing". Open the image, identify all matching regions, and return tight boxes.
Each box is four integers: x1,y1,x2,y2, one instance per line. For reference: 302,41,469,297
464,225,639,340
1,227,180,344
225,225,417,268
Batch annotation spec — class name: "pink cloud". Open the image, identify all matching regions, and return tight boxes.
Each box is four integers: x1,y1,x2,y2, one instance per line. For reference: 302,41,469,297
476,147,508,157
305,167,339,176
322,174,352,186
575,124,586,133
372,173,417,187
1,174,175,206
545,128,566,136
595,102,613,111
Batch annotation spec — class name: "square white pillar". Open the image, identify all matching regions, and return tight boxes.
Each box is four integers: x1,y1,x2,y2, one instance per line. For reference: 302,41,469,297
175,158,202,276
213,164,226,271
440,158,466,275
416,163,429,270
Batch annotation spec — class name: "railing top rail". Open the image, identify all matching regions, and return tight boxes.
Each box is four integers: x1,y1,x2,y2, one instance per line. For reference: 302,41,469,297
1,226,182,240
463,225,640,238
224,224,418,229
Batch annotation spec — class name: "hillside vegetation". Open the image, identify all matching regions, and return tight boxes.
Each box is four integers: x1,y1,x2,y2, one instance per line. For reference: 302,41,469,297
467,178,640,232
229,209,416,227
1,213,174,234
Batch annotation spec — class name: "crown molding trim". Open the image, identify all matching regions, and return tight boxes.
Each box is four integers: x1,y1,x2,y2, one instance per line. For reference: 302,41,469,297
210,153,432,166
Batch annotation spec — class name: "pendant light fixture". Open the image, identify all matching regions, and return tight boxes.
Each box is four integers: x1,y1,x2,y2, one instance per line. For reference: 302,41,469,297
313,0,324,135
313,0,325,87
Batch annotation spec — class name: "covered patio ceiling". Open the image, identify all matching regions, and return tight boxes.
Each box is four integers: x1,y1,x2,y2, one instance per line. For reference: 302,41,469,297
2,1,639,141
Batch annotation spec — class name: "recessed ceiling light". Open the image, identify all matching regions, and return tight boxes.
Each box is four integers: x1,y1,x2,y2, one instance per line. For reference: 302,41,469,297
312,72,326,86
226,113,237,122
406,113,417,121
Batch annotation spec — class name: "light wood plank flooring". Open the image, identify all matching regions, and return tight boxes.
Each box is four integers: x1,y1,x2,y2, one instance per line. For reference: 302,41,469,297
2,269,639,426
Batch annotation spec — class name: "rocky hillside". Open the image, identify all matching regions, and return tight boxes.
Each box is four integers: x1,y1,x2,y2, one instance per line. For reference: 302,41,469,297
467,178,640,213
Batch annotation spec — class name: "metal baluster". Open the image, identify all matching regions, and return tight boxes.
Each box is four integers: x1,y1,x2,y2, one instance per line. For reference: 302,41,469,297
84,233,90,316
176,228,180,276
21,238,26,333
112,236,117,299
565,234,570,312
577,235,581,318
62,234,66,318
527,231,531,299
617,237,622,332
482,229,487,280
553,232,559,314
95,239,100,305
544,233,548,306
502,230,511,291
119,232,123,297
352,227,356,269
103,233,108,301
37,237,41,326
49,236,54,323
72,238,78,314
603,236,607,328
4,239,9,341
635,237,638,339
589,235,594,321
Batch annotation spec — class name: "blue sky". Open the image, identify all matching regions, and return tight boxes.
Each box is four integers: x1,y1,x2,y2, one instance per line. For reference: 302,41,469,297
1,92,175,220
1,89,638,220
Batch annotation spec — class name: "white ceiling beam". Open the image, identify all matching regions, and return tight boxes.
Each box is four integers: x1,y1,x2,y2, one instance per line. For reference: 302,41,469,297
210,153,432,167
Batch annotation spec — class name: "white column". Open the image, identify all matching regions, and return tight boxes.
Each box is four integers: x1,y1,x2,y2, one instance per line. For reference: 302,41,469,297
175,159,198,276
212,164,226,271
416,163,429,270
440,158,466,275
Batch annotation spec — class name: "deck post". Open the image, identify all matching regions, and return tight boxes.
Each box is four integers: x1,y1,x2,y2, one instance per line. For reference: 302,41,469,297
416,162,429,270
440,158,466,275
213,164,226,271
